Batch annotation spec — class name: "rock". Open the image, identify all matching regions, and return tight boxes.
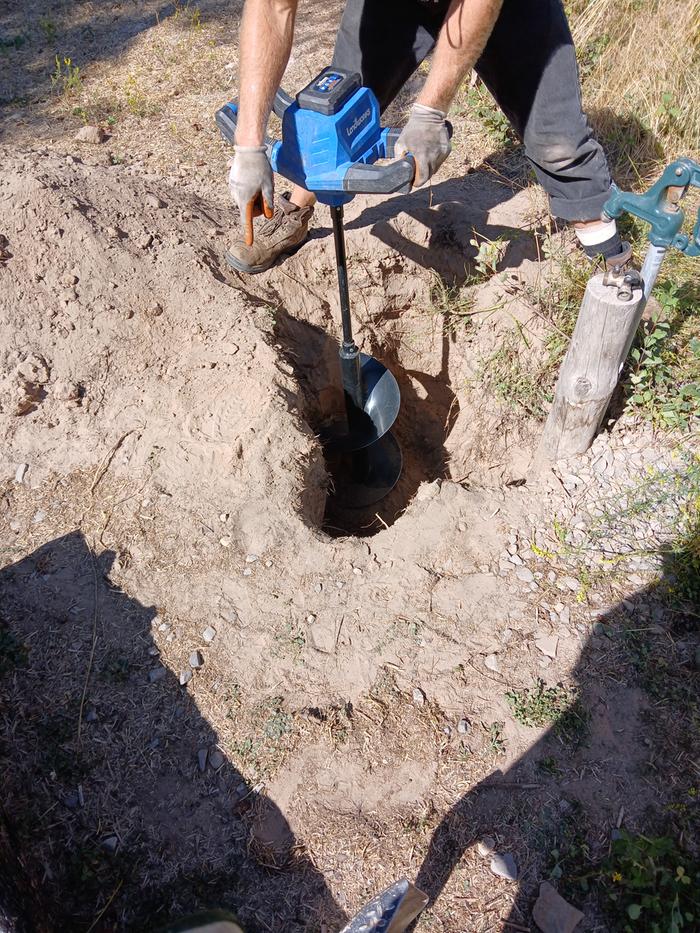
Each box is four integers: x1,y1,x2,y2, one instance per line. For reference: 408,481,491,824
533,881,584,933
219,536,232,548
561,576,579,592
148,645,159,657
209,748,225,770
101,835,119,853
535,634,559,659
197,748,208,772
202,626,217,644
457,718,471,735
189,650,204,669
508,554,523,566
74,125,107,144
32,510,46,524
144,192,166,209
306,613,316,624
14,463,28,484
477,836,496,857
245,554,259,563
84,708,98,723
490,852,518,881
515,566,534,584
484,654,500,673
559,607,571,626
412,687,426,707
148,666,166,683
179,669,193,686
52,380,81,402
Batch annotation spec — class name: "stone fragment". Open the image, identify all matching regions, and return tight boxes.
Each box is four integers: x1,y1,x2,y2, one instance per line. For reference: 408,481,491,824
477,835,496,856
412,687,426,707
101,835,118,853
484,654,500,673
14,463,28,484
179,669,193,686
74,125,107,144
189,650,204,669
197,748,208,772
535,634,559,659
457,718,471,735
533,881,584,933
209,748,225,770
515,566,534,584
202,626,217,644
490,852,517,881
148,666,166,683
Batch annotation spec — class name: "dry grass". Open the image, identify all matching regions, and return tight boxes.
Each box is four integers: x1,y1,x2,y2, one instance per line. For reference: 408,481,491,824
570,0,700,181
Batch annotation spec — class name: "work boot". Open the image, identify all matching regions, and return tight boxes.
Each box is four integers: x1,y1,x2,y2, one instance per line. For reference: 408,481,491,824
225,193,314,274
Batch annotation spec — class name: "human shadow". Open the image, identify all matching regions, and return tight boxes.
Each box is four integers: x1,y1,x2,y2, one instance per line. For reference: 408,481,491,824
0,531,346,932
412,523,699,928
343,164,541,292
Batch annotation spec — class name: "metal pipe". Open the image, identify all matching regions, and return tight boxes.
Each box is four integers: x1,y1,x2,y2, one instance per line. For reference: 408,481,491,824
639,243,667,302
330,205,365,421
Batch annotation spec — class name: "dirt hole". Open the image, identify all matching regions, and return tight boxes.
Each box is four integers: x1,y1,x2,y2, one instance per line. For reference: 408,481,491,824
275,310,460,537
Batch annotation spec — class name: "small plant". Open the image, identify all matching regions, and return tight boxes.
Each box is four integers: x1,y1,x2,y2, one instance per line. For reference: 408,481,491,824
123,75,159,117
51,55,81,95
0,33,25,51
603,831,700,931
0,626,28,674
627,281,700,430
263,698,292,740
506,679,588,744
39,16,57,43
487,721,506,755
469,231,510,279
464,83,516,148
430,276,476,330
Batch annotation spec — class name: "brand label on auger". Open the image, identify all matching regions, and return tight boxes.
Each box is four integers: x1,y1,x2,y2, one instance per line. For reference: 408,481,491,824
346,108,371,138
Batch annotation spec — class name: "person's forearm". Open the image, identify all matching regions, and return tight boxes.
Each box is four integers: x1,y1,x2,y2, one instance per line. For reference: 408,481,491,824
235,0,298,146
418,0,503,113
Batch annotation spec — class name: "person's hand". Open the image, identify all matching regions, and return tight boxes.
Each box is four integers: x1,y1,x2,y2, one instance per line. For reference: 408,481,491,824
228,145,274,246
395,103,452,187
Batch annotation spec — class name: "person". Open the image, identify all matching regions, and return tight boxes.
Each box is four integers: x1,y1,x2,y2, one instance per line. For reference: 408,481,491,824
226,0,625,275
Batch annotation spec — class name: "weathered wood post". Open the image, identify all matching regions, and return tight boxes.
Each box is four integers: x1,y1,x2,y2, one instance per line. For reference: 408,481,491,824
538,272,646,461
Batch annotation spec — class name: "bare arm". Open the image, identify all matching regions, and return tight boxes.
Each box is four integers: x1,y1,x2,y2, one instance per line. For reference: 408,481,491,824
235,0,299,146
418,0,504,113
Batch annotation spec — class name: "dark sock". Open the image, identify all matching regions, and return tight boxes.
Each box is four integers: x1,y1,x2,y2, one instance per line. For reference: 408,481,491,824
582,231,623,261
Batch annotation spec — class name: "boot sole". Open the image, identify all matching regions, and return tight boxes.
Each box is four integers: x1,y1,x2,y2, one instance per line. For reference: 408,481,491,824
225,236,309,276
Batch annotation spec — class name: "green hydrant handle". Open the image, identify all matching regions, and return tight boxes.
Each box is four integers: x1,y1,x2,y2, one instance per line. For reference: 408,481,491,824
603,157,700,257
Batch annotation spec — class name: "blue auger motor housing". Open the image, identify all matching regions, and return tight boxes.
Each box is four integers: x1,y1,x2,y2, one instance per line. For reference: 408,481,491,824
216,67,416,206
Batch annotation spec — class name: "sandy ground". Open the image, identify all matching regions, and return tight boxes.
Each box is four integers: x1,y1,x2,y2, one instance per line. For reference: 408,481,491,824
1,2,698,932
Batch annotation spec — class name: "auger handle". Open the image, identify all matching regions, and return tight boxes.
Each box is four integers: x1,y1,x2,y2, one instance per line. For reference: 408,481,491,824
343,155,416,195
603,157,700,255
215,101,279,160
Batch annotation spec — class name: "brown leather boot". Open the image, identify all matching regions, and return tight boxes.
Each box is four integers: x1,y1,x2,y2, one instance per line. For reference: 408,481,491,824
225,193,314,274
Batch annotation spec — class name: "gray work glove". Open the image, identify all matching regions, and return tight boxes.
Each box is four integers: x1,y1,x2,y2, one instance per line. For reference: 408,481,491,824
395,103,451,187
228,145,274,246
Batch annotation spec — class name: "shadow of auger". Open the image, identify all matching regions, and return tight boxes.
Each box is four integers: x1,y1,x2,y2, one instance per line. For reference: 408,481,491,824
0,530,345,932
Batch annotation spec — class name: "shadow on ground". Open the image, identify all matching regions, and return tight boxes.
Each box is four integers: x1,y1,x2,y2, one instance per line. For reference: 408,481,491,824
2,511,698,930
0,532,346,932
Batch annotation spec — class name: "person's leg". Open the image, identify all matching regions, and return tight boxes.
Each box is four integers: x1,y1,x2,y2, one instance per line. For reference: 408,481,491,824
474,0,623,260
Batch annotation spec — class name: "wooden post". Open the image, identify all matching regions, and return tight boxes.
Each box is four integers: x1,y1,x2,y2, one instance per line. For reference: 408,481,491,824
538,273,645,461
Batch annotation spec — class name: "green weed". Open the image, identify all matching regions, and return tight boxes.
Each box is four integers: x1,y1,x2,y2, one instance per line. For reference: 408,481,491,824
430,277,476,331
506,679,588,744
627,281,700,431
487,721,506,755
469,231,510,279
0,626,28,674
0,33,26,51
51,55,81,95
464,83,516,148
123,75,160,117
602,832,700,931
39,17,57,43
